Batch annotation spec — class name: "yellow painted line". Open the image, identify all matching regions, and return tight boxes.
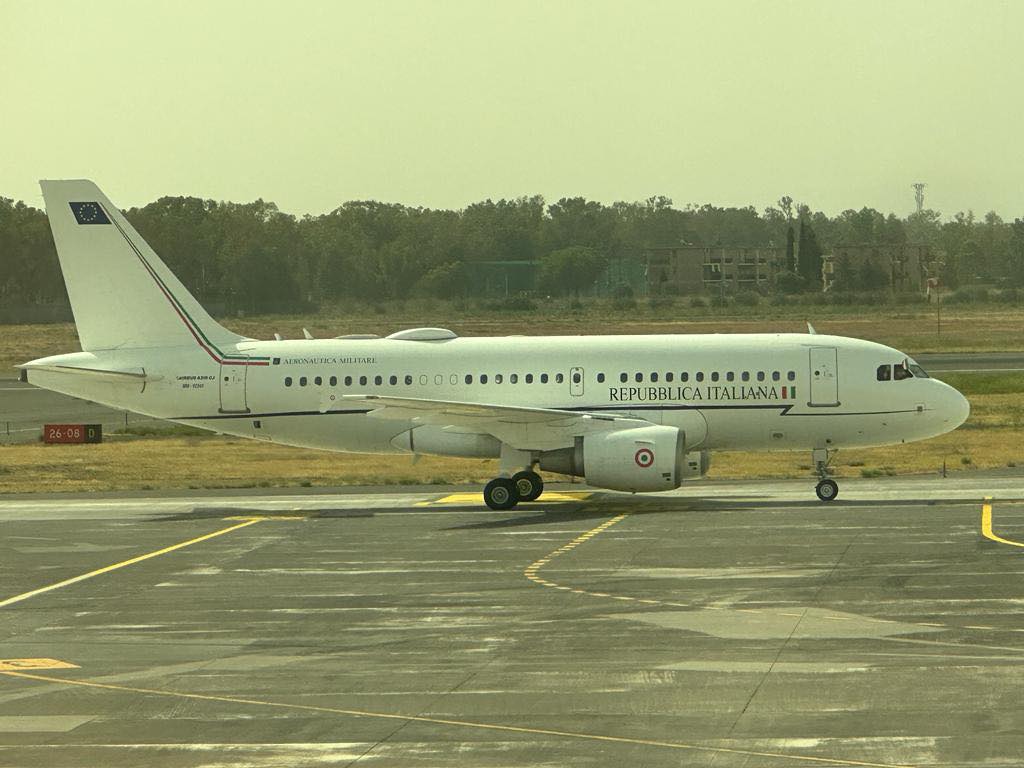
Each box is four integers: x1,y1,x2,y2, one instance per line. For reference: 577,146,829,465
981,497,1024,548
424,491,593,506
0,519,262,609
224,515,306,521
0,659,79,671
0,670,916,768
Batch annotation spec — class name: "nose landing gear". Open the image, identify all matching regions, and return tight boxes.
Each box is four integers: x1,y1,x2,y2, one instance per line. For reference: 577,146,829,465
813,447,839,502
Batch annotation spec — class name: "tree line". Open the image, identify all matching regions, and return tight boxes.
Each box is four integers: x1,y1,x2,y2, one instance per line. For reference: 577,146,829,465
2,192,1023,317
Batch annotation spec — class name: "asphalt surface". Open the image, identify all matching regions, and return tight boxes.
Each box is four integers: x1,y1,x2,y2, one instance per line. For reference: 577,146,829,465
2,476,1023,767
2,352,1022,445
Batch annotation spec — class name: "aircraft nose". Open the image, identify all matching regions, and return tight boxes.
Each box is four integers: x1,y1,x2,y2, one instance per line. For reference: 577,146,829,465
942,385,970,429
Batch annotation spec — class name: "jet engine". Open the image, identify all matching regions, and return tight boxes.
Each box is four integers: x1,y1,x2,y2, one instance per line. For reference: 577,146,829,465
539,425,686,492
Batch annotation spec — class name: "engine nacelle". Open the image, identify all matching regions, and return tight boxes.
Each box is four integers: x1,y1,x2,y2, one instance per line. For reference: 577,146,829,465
539,425,685,492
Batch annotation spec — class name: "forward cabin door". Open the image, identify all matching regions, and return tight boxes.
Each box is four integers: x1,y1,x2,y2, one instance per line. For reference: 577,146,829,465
808,347,839,406
219,360,250,413
570,367,584,397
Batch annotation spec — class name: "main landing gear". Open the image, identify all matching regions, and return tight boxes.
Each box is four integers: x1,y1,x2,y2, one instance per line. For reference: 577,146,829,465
483,447,545,510
813,447,839,502
483,470,545,510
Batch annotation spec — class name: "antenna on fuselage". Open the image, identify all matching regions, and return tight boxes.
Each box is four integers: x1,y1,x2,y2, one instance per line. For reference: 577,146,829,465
806,321,818,335
274,333,283,341
302,328,315,340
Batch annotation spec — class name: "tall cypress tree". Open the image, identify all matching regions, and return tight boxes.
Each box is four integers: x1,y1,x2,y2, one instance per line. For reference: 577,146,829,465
797,220,824,287
785,225,796,273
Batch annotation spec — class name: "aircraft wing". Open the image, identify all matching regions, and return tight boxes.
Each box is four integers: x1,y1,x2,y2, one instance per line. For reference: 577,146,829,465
331,393,651,450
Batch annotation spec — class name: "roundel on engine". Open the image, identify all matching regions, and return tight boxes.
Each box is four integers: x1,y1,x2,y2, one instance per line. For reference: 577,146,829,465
634,447,655,467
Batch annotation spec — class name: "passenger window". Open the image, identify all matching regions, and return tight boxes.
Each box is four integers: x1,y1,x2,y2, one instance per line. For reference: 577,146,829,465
359,376,367,386
772,371,781,382
329,376,337,386
726,371,734,382
620,373,628,383
450,374,458,385
405,375,412,385
741,371,750,382
389,375,398,385
419,375,428,385
787,371,796,381
300,376,308,387
314,376,322,386
481,374,489,384
876,365,891,382
541,373,549,383
665,372,674,382
465,374,473,384
495,373,504,384
894,364,913,381
510,374,518,384
635,372,643,382
596,373,604,383
696,372,704,382
284,377,292,387
525,373,534,384
555,373,564,384
651,372,659,383
757,371,765,382
374,375,383,385
573,371,581,384
344,375,352,386
711,372,719,382
680,372,689,382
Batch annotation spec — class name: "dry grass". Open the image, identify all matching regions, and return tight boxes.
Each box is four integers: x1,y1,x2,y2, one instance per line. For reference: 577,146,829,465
3,305,1024,372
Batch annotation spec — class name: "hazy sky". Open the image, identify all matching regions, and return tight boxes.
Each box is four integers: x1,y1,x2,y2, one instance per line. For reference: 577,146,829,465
2,0,1022,217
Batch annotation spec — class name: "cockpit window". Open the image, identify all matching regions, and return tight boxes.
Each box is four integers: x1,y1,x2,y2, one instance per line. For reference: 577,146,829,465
908,363,929,378
876,364,891,381
893,363,913,381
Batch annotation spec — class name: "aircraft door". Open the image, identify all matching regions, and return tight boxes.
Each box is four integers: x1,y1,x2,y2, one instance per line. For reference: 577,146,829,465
808,347,839,407
570,367,584,397
219,360,250,413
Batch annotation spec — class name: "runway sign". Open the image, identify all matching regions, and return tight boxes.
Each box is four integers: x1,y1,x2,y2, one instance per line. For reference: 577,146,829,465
42,424,102,444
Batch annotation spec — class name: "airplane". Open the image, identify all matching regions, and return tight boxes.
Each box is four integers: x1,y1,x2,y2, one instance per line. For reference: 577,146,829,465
19,180,970,509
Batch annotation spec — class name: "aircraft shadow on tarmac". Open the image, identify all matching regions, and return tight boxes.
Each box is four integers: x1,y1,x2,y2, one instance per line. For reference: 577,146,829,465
152,507,377,522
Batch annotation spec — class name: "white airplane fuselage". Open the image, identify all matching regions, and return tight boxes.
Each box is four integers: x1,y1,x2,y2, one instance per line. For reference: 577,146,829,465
26,331,968,458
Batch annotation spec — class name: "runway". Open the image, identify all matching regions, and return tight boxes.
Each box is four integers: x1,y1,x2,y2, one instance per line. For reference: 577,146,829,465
2,351,1021,444
2,476,1024,767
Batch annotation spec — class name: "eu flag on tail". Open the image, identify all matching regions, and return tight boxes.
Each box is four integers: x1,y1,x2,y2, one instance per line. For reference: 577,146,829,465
69,202,110,225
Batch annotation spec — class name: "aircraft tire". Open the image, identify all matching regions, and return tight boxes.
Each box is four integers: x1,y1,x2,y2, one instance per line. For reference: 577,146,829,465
512,470,544,502
815,478,839,502
484,478,519,510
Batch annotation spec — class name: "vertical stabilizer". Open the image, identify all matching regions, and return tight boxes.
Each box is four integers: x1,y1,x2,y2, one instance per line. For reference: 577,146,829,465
40,179,244,354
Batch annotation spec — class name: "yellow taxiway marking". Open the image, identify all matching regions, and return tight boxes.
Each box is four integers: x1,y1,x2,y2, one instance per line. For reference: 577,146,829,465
0,659,79,671
415,491,593,507
0,519,262,609
981,497,1024,549
0,669,915,768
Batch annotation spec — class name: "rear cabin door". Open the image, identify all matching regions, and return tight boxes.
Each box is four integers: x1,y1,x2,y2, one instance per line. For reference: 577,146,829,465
808,347,839,407
569,367,584,397
219,360,250,413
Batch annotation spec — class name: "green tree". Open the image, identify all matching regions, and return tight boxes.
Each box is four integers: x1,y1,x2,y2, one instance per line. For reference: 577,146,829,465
536,246,607,297
859,257,889,291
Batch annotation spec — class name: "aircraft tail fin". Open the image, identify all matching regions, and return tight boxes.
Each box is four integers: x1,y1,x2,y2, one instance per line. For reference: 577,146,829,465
40,179,245,355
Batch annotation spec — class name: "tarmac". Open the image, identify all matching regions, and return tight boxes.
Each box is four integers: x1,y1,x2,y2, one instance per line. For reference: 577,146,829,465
2,475,1024,767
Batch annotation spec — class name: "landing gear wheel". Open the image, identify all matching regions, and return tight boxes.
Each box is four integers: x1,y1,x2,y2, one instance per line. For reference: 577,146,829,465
816,478,839,502
512,470,544,502
483,478,519,510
